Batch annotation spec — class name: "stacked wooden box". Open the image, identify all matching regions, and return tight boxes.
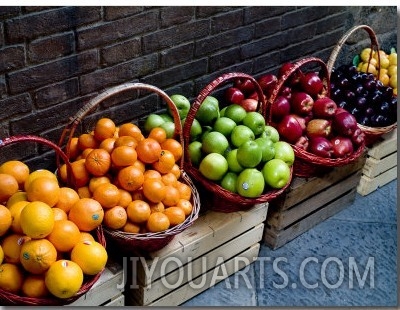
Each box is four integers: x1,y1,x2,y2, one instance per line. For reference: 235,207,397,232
264,153,367,249
357,128,397,196
125,203,268,306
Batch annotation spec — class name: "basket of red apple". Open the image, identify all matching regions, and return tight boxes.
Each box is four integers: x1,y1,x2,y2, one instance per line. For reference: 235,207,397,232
183,72,293,213
268,57,366,178
326,24,397,146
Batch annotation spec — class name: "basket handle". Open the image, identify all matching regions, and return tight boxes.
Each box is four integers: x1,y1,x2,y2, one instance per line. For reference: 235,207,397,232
267,57,330,124
326,24,381,76
58,82,184,169
0,135,74,187
183,72,266,168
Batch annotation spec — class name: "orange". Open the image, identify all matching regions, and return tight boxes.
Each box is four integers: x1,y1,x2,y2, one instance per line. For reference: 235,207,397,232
136,138,162,164
85,148,111,177
67,137,80,160
0,245,3,265
161,138,183,162
164,206,186,226
99,137,116,154
6,191,28,207
143,169,162,181
71,240,108,275
126,200,151,224
131,188,145,201
161,172,178,187
0,205,12,236
122,221,141,233
142,178,166,203
20,238,57,274
77,186,92,198
22,274,49,298
24,169,58,192
103,206,127,230
80,147,94,160
8,200,29,234
57,163,68,184
176,181,192,200
55,187,80,213
0,263,24,294
78,133,98,151
88,176,111,193
146,212,170,232
149,201,165,213
118,123,144,142
70,159,90,188
170,164,181,179
26,176,60,207
20,201,55,239
79,232,95,243
114,135,138,148
153,149,176,174
117,165,144,192
148,127,167,144
111,145,137,167
47,220,81,252
176,199,193,216
0,160,30,190
92,183,120,209
0,173,19,204
68,198,104,232
131,159,146,173
118,189,132,208
162,185,180,207
1,233,30,264
93,117,116,141
45,259,83,299
52,207,68,221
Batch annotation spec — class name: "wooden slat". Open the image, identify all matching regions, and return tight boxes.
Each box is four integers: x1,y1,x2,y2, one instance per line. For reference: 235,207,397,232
362,152,397,178
264,188,357,249
132,223,264,305
367,128,397,159
102,294,125,306
357,166,397,196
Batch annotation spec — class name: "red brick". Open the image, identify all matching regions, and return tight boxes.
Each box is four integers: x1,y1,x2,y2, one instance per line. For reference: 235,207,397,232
210,9,244,34
160,7,194,28
34,78,79,108
160,42,194,68
104,6,145,21
0,46,25,74
0,93,32,121
28,32,75,63
101,38,141,66
209,47,242,72
196,7,237,18
0,7,20,20
244,7,292,24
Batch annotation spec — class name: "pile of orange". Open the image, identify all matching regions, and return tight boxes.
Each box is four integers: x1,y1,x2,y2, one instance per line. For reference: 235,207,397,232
0,161,107,300
59,117,193,234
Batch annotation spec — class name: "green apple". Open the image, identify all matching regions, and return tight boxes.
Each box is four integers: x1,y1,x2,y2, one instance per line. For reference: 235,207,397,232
261,125,280,143
236,168,265,198
224,104,247,124
220,172,238,193
255,137,275,162
169,94,191,119
201,131,229,155
183,117,202,141
225,149,244,173
274,141,295,166
196,96,220,126
199,153,228,181
188,141,203,167
213,117,237,137
262,158,290,189
236,140,262,168
230,125,255,148
144,114,165,133
242,111,266,136
220,106,227,117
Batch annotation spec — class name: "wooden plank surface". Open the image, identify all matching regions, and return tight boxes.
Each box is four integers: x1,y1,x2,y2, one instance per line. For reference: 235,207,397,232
132,223,264,305
367,128,397,159
357,166,397,196
362,152,397,178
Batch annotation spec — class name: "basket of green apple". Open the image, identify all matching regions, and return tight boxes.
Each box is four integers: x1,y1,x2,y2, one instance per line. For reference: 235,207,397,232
183,72,293,213
268,57,366,178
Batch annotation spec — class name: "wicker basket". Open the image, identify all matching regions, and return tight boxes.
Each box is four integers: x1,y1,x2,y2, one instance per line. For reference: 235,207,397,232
326,24,397,146
0,135,105,306
58,83,200,254
268,57,366,178
183,72,293,213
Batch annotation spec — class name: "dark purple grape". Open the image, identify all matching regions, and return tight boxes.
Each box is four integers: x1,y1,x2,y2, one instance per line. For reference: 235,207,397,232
365,107,375,116
369,90,383,106
331,88,343,101
379,101,390,116
358,116,371,126
350,107,363,119
381,87,394,100
345,90,356,103
371,114,386,127
389,97,397,111
339,78,350,89
355,96,368,109
363,79,377,90
338,100,353,111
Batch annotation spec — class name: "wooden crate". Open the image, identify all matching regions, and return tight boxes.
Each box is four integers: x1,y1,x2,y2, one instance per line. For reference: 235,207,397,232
125,203,269,306
264,153,366,250
68,259,124,306
357,128,397,196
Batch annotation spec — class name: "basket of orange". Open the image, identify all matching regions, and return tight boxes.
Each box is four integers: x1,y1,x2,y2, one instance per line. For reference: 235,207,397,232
268,57,366,178
0,135,106,306
183,72,293,213
57,83,200,254
326,24,397,146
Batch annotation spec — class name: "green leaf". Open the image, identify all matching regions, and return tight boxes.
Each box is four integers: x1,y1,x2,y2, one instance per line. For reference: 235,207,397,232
390,47,397,54
352,54,360,66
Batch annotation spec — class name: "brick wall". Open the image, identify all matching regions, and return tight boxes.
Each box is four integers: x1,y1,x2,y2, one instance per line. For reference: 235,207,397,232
0,6,397,169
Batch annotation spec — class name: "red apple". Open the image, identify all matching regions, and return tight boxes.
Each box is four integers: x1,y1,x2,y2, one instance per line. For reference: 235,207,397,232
278,62,303,86
306,119,332,138
300,72,324,97
234,78,256,95
248,91,266,102
291,114,306,131
271,96,291,122
277,114,304,144
351,127,365,146
291,92,314,115
331,136,354,158
294,135,309,150
225,87,245,105
332,111,358,136
280,86,292,99
239,98,258,112
308,136,333,158
257,74,278,97
313,97,337,118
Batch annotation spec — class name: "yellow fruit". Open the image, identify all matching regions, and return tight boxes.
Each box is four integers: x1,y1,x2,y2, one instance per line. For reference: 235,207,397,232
389,52,397,65
378,71,390,87
387,65,397,77
78,232,95,243
359,62,377,75
0,173,19,204
360,47,374,62
52,207,68,221
0,204,12,237
0,160,30,190
389,74,397,89
0,263,24,294
1,233,30,264
20,239,57,274
0,245,3,265
20,201,55,239
8,200,29,234
70,240,107,276
379,56,390,69
45,259,83,299
26,176,60,207
54,187,80,213
47,220,81,252
24,169,58,192
6,191,28,207
393,88,397,96
22,274,49,298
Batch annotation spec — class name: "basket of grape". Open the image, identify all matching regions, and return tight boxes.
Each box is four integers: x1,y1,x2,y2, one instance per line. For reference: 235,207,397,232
268,57,366,178
57,83,200,254
326,24,397,146
183,72,293,213
0,135,106,305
